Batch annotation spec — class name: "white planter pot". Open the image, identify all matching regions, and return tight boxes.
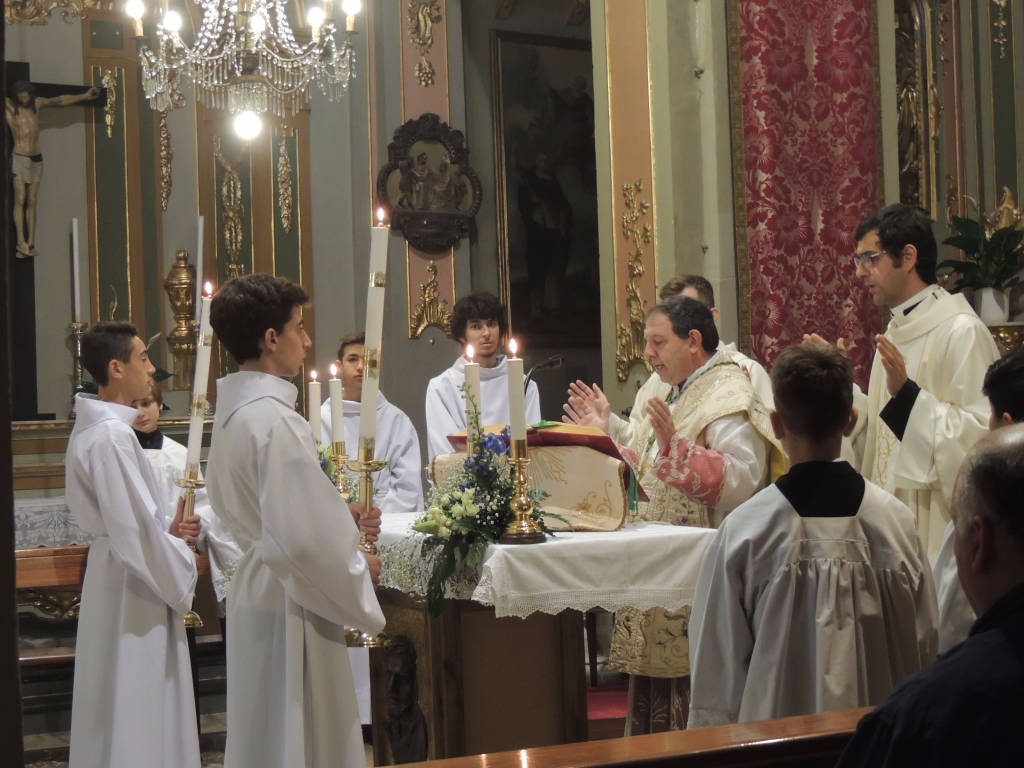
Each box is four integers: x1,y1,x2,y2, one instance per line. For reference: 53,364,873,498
975,287,1010,325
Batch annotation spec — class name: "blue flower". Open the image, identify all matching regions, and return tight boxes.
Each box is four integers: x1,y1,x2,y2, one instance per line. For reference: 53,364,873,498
484,432,508,455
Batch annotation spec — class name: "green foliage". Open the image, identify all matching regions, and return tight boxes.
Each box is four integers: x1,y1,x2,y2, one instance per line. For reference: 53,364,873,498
939,215,1023,292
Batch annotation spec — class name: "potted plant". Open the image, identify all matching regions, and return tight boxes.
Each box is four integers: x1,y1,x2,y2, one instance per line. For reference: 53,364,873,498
939,214,1022,325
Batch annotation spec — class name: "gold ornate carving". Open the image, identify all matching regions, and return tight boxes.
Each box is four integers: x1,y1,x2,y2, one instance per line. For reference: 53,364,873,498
990,323,1024,355
276,138,293,233
164,250,197,390
17,589,81,620
4,0,112,25
214,136,245,278
159,111,172,212
409,261,451,338
107,284,119,320
615,179,652,382
937,0,951,73
566,0,589,26
992,0,1009,60
982,187,1024,235
407,0,442,87
101,67,116,139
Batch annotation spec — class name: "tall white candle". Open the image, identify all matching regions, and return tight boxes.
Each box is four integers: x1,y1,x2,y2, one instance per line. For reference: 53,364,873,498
328,363,345,446
507,338,527,441
71,218,82,322
195,215,204,313
308,370,322,445
185,283,214,468
463,344,481,429
359,209,389,440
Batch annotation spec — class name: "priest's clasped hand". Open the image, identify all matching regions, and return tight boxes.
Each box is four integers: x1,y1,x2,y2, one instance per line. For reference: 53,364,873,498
644,397,677,452
349,502,382,543
561,380,611,433
169,496,202,545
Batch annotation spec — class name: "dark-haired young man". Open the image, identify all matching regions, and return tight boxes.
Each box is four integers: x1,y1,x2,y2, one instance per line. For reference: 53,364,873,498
424,291,541,459
65,321,201,768
206,274,385,768
688,343,937,728
807,204,999,561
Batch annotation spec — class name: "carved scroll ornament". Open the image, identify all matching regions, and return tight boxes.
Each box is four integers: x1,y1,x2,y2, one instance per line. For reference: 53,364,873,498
615,179,652,382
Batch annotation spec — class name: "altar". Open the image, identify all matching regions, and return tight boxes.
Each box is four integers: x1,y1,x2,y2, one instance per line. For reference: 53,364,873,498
370,513,717,764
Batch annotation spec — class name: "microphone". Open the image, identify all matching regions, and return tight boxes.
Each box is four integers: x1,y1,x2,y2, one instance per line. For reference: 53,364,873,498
525,354,565,390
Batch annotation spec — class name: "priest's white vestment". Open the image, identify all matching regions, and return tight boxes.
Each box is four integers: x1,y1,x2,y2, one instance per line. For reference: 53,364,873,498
66,395,199,768
608,342,774,448
320,393,424,515
425,354,541,459
846,287,998,560
142,434,242,603
933,519,976,652
688,476,938,728
207,372,385,768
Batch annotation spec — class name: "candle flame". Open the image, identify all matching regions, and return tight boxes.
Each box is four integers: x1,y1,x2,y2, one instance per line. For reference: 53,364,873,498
508,338,518,356
310,369,318,381
465,344,474,361
204,281,213,297
376,207,387,225
329,363,338,378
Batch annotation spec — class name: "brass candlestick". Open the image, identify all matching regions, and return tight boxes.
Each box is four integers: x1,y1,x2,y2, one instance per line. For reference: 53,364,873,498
333,441,350,500
174,463,205,629
500,439,545,545
69,321,87,417
164,251,198,390
345,437,389,648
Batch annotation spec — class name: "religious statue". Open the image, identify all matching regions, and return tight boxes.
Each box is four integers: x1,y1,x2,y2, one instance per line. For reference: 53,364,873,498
5,80,100,258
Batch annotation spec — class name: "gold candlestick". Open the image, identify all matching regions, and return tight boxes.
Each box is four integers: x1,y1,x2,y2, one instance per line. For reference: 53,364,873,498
333,441,350,500
500,439,545,545
174,463,205,629
345,437,389,648
69,321,88,417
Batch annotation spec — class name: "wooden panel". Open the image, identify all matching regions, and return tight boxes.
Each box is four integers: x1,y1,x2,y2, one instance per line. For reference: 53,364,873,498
399,707,871,768
12,437,68,455
15,546,88,589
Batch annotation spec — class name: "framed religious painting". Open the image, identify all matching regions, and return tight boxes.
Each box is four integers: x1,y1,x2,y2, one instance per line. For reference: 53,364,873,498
491,31,600,349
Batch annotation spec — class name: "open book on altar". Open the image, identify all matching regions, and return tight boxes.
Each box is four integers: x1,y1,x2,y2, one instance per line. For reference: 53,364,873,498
445,421,622,458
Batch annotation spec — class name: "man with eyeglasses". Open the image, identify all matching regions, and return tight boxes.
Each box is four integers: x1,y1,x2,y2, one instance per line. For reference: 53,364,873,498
807,204,998,562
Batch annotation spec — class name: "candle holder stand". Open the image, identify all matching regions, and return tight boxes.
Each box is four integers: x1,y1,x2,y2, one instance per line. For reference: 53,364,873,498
69,321,88,417
174,463,205,629
345,437,389,648
333,441,350,501
500,439,545,545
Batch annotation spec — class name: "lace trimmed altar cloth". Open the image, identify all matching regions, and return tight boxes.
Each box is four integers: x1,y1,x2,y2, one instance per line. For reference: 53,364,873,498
378,512,716,619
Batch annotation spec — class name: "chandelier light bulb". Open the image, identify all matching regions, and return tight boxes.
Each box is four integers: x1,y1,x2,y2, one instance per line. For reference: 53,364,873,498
234,110,263,140
249,12,266,35
306,6,325,28
125,0,145,20
341,0,361,16
162,9,182,32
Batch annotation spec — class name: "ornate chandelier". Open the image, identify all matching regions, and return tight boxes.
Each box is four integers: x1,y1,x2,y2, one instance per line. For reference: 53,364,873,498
125,0,362,119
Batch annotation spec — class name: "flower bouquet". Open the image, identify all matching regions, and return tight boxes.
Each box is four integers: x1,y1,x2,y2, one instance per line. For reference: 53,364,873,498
412,385,553,615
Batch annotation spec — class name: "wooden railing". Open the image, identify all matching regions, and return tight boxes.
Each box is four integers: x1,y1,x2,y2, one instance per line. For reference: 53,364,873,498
398,707,870,768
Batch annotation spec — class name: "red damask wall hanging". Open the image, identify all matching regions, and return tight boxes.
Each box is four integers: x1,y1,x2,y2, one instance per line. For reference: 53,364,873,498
730,0,883,387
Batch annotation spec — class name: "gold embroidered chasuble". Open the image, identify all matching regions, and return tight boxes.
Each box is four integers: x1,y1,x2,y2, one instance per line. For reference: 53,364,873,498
610,357,779,678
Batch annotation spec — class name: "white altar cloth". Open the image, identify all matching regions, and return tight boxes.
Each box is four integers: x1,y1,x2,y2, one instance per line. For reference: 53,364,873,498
378,512,716,619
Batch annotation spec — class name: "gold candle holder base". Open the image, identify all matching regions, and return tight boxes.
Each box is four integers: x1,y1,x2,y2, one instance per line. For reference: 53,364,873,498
345,627,389,648
333,441,350,501
174,464,205,628
500,439,545,545
347,438,387,555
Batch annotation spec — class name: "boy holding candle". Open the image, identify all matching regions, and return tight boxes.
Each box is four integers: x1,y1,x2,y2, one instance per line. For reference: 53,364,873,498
205,274,384,768
66,321,200,767
424,291,542,459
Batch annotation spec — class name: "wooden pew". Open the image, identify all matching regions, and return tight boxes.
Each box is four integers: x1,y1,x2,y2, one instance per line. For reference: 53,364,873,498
397,707,870,768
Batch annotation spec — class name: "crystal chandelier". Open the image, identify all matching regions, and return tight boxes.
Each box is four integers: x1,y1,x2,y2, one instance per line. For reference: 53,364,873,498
125,0,362,119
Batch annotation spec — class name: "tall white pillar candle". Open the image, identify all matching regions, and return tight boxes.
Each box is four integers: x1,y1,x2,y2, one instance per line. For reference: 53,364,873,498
329,363,345,446
71,218,82,322
463,344,481,428
358,210,389,440
308,370,322,445
185,284,214,468
195,215,204,312
507,338,527,441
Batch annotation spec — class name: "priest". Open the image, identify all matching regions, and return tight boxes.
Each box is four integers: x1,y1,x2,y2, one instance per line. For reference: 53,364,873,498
808,204,999,560
206,274,385,768
321,331,423,516
425,291,541,459
688,343,937,728
563,296,779,733
66,322,200,768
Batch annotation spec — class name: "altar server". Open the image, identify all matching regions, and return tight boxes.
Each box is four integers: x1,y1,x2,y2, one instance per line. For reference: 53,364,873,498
321,331,423,516
807,204,999,560
425,291,541,459
66,322,200,768
132,382,241,606
688,343,938,728
206,275,384,768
